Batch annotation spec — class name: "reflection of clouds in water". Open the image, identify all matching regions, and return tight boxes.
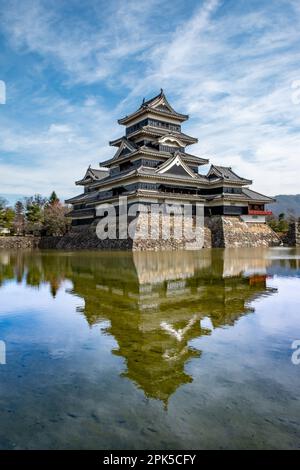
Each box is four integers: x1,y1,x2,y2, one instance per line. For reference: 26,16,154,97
161,315,198,342
0,280,88,358
190,276,300,396
255,277,300,333
0,280,77,317
0,248,297,406
200,317,214,330
0,249,299,448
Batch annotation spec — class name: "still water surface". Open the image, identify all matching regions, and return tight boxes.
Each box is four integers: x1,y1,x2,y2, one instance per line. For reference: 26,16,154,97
0,248,299,449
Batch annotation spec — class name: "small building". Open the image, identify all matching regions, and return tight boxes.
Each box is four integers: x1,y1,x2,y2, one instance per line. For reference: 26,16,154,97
66,90,275,248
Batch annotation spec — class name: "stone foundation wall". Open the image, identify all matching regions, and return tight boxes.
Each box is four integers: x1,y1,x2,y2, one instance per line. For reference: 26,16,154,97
205,216,224,248
0,236,63,250
0,236,41,249
206,216,279,248
222,217,280,247
65,215,277,251
0,216,279,251
57,214,210,251
130,212,209,251
55,225,132,250
203,225,212,248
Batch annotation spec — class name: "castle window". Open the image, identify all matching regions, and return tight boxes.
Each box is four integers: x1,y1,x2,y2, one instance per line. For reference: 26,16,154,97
223,187,242,194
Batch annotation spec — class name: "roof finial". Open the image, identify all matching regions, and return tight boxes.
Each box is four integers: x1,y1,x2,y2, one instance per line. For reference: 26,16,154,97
142,97,145,104
160,88,163,94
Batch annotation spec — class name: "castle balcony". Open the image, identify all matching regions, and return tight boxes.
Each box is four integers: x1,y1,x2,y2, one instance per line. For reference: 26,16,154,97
159,144,185,153
126,118,181,136
248,210,272,216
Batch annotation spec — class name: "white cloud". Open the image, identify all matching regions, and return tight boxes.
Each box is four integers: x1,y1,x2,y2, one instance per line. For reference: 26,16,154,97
0,0,164,85
0,97,119,199
48,124,73,134
0,0,300,198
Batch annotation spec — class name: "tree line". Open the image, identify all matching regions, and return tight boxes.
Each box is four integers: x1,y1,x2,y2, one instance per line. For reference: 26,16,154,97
267,212,299,233
0,191,71,236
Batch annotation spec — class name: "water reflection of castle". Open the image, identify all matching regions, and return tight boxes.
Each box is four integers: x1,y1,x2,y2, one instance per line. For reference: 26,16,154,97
0,249,281,403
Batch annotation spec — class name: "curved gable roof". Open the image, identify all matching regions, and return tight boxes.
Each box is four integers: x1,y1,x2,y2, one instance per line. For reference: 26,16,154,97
111,138,137,161
75,166,109,185
207,165,252,184
118,90,188,124
156,153,197,179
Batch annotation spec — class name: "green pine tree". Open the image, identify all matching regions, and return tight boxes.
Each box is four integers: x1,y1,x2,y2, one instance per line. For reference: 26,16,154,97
14,201,25,235
25,195,46,234
49,191,59,205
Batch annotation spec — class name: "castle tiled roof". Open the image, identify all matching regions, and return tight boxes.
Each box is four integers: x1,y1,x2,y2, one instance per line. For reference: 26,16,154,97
242,188,275,203
176,150,208,165
207,165,252,184
118,90,189,125
126,126,198,144
206,188,274,203
75,166,109,185
65,190,99,204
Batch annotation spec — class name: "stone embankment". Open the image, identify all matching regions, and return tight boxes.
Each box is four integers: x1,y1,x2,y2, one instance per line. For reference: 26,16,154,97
0,236,62,250
0,236,40,249
54,216,212,250
205,216,280,248
0,215,282,251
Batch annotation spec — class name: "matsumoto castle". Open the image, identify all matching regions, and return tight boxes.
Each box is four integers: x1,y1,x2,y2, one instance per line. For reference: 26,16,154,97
65,90,277,249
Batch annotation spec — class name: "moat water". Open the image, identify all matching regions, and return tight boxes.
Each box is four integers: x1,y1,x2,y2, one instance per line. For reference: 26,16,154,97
0,248,299,449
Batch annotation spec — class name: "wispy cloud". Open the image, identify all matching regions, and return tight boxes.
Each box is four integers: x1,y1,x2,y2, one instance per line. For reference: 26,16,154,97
0,0,299,200
0,0,166,85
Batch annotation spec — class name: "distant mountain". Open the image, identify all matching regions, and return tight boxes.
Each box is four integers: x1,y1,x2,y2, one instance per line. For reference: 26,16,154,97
269,194,300,217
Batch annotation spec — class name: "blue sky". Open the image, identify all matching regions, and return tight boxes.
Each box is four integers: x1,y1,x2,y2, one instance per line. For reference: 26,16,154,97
0,0,300,204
